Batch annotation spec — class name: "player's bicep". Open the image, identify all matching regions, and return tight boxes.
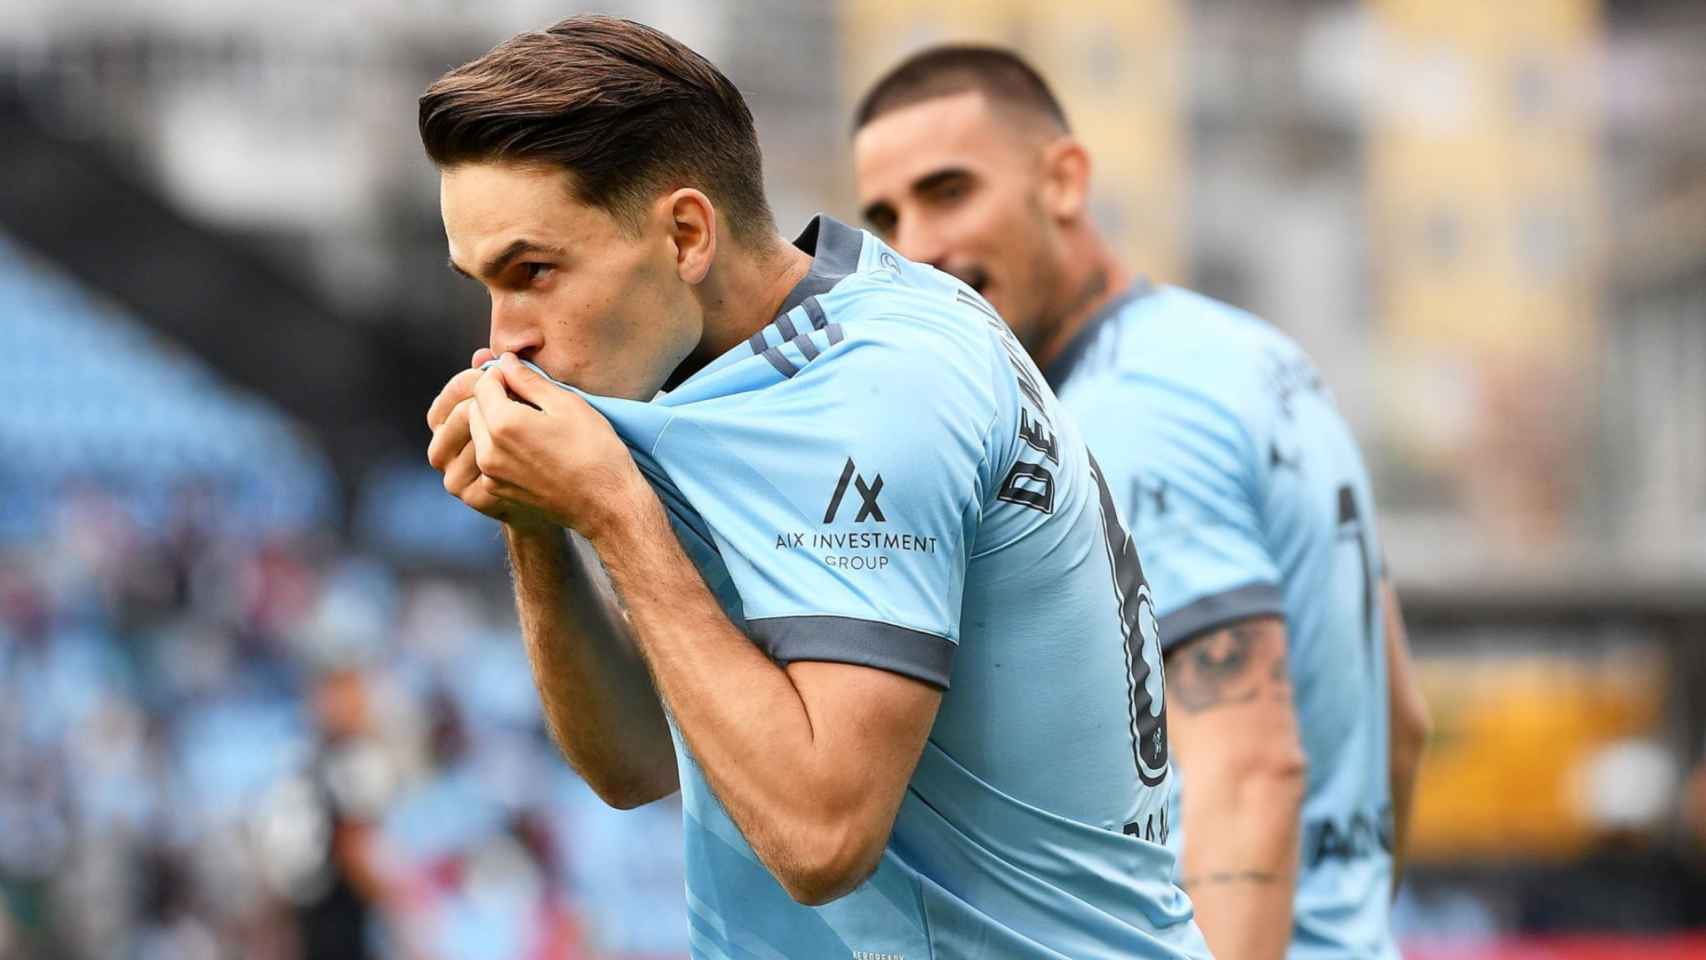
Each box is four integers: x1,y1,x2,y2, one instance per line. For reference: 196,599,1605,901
786,659,943,820
1163,615,1303,773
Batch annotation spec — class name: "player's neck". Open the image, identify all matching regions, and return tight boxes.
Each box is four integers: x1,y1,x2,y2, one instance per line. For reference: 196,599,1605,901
1029,231,1133,373
675,236,812,384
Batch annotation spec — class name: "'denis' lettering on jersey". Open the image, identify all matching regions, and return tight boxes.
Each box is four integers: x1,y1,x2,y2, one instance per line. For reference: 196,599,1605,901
958,289,1060,515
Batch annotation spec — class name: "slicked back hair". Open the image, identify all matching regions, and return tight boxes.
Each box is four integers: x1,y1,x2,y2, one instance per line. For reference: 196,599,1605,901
420,15,774,244
853,45,1070,135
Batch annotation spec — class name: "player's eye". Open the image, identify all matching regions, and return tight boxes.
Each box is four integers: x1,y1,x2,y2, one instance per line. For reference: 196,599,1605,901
522,262,554,283
865,208,897,238
922,175,971,206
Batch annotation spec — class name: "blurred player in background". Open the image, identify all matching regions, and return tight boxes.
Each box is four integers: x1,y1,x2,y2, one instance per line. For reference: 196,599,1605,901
418,17,1209,958
853,46,1432,960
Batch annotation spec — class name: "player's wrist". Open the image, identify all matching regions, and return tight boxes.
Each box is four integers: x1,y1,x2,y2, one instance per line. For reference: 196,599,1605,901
577,463,663,554
502,514,564,546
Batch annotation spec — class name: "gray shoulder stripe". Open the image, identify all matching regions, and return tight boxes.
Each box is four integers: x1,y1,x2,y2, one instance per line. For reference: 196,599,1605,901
803,297,829,331
955,290,1001,323
761,346,798,378
792,332,820,362
826,323,845,346
1158,581,1286,651
746,615,955,689
747,330,769,354
775,312,799,341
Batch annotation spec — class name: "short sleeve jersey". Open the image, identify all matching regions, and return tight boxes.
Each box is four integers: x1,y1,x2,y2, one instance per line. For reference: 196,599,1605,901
1045,284,1398,960
533,218,1211,960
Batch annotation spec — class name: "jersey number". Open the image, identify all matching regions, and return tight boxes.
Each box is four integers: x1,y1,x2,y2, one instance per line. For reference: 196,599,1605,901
1335,483,1378,685
1088,453,1170,788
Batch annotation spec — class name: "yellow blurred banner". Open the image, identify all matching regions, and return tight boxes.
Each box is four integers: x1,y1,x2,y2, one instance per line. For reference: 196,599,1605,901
1409,647,1666,862
841,0,1187,284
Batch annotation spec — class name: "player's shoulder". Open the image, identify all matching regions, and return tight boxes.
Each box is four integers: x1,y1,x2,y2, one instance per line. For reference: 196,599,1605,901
1124,287,1304,389
801,237,1007,408
1078,285,1315,429
823,247,996,355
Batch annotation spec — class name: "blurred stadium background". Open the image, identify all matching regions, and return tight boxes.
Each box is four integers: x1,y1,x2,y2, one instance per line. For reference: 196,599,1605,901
1,1,1703,957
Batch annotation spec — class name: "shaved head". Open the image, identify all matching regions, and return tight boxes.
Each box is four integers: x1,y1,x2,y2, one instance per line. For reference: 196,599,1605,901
853,47,1110,365
852,45,1069,137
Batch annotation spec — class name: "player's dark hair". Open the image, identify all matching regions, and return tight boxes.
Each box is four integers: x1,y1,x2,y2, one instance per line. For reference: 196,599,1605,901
853,45,1070,134
419,15,774,244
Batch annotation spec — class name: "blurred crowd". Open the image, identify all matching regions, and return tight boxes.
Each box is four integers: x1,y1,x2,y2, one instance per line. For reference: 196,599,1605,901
0,479,689,960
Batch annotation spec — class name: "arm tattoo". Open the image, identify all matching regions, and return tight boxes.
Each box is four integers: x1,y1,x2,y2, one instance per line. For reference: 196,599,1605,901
1178,870,1279,890
1166,620,1290,713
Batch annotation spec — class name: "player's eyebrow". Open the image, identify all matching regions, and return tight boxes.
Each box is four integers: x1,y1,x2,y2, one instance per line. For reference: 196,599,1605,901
861,167,976,226
447,238,566,280
910,167,972,197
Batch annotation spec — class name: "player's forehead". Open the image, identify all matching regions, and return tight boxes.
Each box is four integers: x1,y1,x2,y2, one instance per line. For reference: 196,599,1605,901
853,90,1016,199
440,161,602,261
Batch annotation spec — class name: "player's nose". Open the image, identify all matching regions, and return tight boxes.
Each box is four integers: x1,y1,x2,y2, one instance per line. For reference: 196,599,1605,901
488,299,543,362
891,218,947,270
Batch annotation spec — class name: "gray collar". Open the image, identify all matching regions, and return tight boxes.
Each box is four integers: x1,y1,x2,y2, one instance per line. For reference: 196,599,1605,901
777,215,864,316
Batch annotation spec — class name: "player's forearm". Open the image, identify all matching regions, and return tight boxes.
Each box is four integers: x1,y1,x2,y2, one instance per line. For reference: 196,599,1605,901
1165,619,1305,960
1178,763,1304,960
505,523,677,807
588,493,886,904
1388,704,1427,892
1388,745,1422,893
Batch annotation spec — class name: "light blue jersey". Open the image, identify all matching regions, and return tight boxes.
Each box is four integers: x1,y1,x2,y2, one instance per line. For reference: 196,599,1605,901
526,218,1209,959
1045,284,1397,960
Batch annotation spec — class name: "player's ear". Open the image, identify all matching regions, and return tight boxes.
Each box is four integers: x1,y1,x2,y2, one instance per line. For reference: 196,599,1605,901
1039,137,1091,223
664,188,717,285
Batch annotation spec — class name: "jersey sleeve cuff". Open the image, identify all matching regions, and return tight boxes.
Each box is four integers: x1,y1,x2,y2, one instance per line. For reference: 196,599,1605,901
746,615,956,689
1158,581,1285,651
